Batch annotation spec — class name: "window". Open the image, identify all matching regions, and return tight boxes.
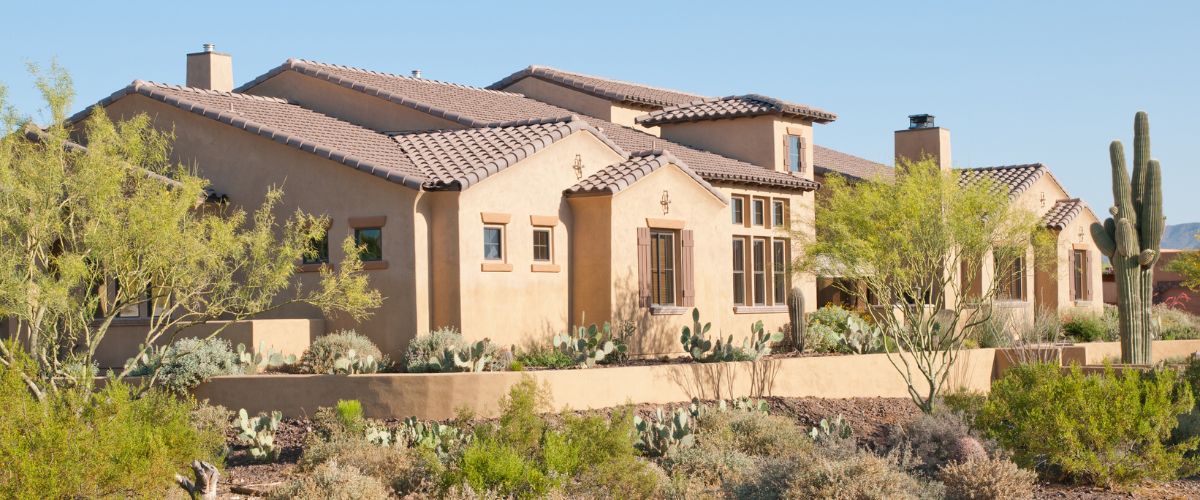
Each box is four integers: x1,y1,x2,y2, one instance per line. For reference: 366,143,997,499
772,200,785,227
772,240,788,304
354,227,383,262
114,279,148,318
303,230,329,265
787,135,803,173
483,226,504,261
752,199,765,226
752,239,766,305
996,250,1025,301
650,230,676,306
732,238,746,305
1072,249,1089,300
533,229,551,262
731,197,744,225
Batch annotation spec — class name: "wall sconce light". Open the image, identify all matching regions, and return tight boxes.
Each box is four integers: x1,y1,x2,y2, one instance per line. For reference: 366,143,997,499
660,190,672,214
572,154,583,180
1039,192,1046,207
1078,226,1086,243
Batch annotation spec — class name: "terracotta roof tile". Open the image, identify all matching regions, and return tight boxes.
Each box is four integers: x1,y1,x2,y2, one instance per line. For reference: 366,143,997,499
1042,198,1086,229
636,94,837,126
565,150,726,202
814,146,892,180
957,164,1046,199
488,66,704,108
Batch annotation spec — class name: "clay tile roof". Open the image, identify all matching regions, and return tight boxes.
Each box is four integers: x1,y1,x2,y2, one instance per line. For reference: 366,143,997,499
241,60,819,192
488,66,704,108
70,80,427,189
390,117,626,190
635,94,837,126
1042,198,1086,230
957,164,1047,199
565,150,727,203
814,146,893,180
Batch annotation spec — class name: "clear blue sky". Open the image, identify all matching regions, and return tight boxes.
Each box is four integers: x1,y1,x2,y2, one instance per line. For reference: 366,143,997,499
2,1,1197,222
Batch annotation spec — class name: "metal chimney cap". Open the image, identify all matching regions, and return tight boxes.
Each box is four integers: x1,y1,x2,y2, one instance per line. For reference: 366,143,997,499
202,43,215,53
908,114,936,129
411,69,422,78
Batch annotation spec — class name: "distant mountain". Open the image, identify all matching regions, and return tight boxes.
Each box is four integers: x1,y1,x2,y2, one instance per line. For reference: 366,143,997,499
1163,223,1200,249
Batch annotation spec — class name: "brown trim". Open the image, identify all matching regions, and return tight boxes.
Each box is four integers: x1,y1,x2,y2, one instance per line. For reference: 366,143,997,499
530,215,559,227
645,218,685,230
296,263,334,273
481,262,513,272
481,212,512,224
733,305,789,314
531,263,561,273
361,260,389,271
637,228,651,308
680,229,695,307
348,216,387,228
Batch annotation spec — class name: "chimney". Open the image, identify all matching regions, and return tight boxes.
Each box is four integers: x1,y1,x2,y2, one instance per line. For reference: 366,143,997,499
410,69,422,79
894,114,952,170
186,43,233,92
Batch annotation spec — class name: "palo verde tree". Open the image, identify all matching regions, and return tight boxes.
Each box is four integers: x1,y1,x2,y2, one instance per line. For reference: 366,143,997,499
1090,112,1165,365
0,65,382,400
1167,233,1200,291
800,158,1046,413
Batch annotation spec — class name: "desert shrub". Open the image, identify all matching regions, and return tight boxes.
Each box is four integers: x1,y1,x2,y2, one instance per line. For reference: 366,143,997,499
663,445,758,494
786,448,928,500
130,336,240,393
0,352,224,498
299,437,413,490
694,410,812,459
514,343,575,369
939,456,1037,500
1157,305,1200,340
566,455,662,499
963,309,1014,348
272,460,390,500
940,390,988,426
806,305,883,353
191,400,232,457
299,330,386,374
886,409,988,477
1062,312,1109,342
405,326,468,372
977,363,1199,487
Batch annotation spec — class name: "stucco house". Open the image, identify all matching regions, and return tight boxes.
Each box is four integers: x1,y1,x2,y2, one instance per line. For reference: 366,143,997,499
57,47,1101,362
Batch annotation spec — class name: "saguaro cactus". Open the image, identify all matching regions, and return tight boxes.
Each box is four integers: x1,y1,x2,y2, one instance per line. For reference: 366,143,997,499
1090,112,1165,365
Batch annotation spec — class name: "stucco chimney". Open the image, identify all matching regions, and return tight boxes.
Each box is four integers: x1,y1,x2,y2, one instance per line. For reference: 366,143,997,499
894,114,952,170
186,44,233,92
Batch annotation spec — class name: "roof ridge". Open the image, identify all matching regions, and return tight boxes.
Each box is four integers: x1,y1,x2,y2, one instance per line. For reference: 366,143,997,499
527,65,703,98
290,59,522,96
132,80,291,103
960,163,1046,171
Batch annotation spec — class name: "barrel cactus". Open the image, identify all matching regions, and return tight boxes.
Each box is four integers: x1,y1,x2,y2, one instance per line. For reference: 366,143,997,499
1090,111,1165,364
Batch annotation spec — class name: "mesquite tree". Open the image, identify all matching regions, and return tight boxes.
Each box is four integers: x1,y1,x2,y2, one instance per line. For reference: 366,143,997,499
1090,112,1165,365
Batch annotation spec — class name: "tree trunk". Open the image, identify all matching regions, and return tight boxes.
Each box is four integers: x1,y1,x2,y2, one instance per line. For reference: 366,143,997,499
175,460,219,500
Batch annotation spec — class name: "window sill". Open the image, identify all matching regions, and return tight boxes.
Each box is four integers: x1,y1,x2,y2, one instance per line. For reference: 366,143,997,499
530,263,560,273
297,263,333,273
993,300,1029,308
650,305,688,316
733,305,789,314
361,260,389,271
98,317,152,327
481,262,513,272
1073,299,1094,306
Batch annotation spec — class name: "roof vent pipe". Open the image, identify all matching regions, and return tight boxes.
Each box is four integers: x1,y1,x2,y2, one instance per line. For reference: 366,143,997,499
203,43,215,53
411,69,421,79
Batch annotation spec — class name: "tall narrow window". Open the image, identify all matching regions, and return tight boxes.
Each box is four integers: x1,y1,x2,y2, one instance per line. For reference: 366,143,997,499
650,230,677,306
731,197,744,225
483,226,504,261
752,239,766,305
787,135,803,173
1072,249,1088,300
303,230,329,265
996,249,1025,301
732,238,746,305
752,199,765,226
772,200,785,227
772,240,788,304
354,227,383,261
532,229,551,262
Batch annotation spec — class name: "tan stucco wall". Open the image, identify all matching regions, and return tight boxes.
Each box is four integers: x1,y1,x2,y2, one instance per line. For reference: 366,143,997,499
659,116,816,177
101,95,423,357
496,77,662,136
895,127,952,169
92,318,321,369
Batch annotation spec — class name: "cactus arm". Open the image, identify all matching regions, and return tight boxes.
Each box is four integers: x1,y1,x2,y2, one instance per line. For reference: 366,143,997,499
1091,221,1116,258
1110,141,1136,224
1139,159,1164,261
1131,111,1151,211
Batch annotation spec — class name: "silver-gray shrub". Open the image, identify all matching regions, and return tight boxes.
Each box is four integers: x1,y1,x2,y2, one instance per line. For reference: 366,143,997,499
130,336,240,393
300,330,387,374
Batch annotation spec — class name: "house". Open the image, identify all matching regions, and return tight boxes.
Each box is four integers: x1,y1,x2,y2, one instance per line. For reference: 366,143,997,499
816,114,1105,323
1103,250,1199,316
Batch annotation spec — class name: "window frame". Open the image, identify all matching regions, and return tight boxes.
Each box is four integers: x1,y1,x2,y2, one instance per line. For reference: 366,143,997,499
483,225,505,262
532,228,552,262
995,250,1026,302
731,196,745,225
732,238,747,306
772,239,788,304
650,230,678,307
302,229,330,265
772,199,786,228
1072,249,1088,301
751,198,765,227
752,238,767,305
787,135,803,173
353,227,384,262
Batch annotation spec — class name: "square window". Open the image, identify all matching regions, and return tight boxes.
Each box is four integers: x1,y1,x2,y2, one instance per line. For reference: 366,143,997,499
354,227,383,262
752,199,765,226
483,226,504,261
772,200,786,227
533,229,551,262
303,229,329,265
731,197,744,225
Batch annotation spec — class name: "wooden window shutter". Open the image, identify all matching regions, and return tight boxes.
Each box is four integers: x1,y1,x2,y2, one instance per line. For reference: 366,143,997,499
798,136,807,173
781,136,790,171
1068,251,1076,301
1084,251,1092,300
637,228,651,308
680,230,695,307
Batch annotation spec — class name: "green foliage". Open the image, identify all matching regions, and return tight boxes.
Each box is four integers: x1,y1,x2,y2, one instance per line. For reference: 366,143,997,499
1091,112,1165,364
782,449,929,500
237,408,282,462
0,347,224,498
635,407,696,457
406,327,505,373
806,305,883,354
939,456,1037,500
129,336,240,393
514,344,575,369
940,389,988,426
977,363,1199,487
404,326,468,373
271,460,391,500
808,413,854,445
1168,242,1200,291
1062,312,1113,342
1156,304,1200,340
299,330,388,374
397,416,472,458
963,309,1015,348
680,308,755,362
334,399,365,434
551,321,629,367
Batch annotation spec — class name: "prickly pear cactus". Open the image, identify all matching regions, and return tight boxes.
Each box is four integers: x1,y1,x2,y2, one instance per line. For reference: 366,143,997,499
680,308,714,361
1090,112,1165,364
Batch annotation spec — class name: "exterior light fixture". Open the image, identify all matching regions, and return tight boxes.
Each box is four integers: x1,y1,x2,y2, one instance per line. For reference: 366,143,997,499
1078,226,1086,242
572,155,583,179
1039,192,1046,207
660,190,671,214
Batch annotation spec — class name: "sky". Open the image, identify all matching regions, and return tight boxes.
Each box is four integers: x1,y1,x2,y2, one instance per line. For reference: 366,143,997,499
1,1,1197,222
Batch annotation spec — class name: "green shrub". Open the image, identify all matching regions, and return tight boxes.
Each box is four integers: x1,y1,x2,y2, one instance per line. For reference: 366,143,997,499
515,344,575,369
1157,305,1200,340
806,305,883,354
0,351,224,498
964,310,1014,348
885,409,987,477
1062,313,1108,342
977,363,1199,487
784,448,928,500
300,330,386,374
694,410,812,459
939,456,1037,500
940,389,988,426
335,399,365,434
131,336,240,393
271,460,391,500
405,326,467,372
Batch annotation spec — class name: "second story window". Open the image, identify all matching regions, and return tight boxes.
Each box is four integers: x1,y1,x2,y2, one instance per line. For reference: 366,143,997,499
483,226,504,261
787,135,803,173
532,229,551,262
772,200,785,227
354,227,383,262
752,199,765,226
731,197,744,225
